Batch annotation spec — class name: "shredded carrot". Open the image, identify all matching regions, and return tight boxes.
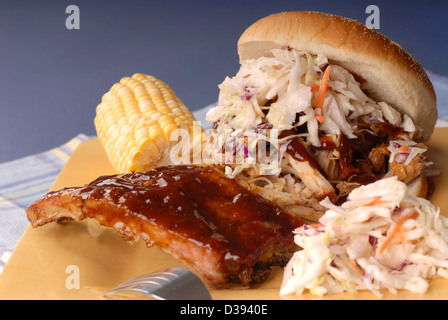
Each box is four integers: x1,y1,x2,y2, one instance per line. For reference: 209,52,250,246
315,66,332,110
313,65,331,123
314,106,324,123
272,65,282,70
350,260,364,276
297,224,324,233
397,225,407,252
361,196,387,207
315,114,324,123
309,85,330,92
398,145,409,152
378,211,419,254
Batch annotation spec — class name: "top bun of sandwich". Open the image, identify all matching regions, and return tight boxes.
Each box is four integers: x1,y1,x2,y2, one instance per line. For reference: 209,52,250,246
237,11,437,141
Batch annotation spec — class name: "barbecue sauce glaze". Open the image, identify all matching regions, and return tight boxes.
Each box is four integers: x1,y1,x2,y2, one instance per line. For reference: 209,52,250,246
72,165,302,285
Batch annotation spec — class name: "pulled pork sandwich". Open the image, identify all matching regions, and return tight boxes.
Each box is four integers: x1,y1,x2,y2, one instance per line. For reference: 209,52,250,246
204,11,439,222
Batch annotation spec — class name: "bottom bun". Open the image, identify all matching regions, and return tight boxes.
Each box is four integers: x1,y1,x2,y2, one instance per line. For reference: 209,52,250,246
407,174,428,198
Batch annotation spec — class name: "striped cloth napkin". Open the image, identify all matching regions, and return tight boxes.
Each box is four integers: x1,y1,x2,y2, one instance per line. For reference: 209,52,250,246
0,134,94,273
0,72,447,274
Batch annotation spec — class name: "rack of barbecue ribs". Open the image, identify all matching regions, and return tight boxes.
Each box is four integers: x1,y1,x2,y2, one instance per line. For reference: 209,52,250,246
26,165,304,288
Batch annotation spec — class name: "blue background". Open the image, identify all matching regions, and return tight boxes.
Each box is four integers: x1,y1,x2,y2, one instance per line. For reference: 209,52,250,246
0,0,447,163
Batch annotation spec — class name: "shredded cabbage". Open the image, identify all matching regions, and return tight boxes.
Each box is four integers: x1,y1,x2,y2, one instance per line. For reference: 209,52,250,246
280,176,448,297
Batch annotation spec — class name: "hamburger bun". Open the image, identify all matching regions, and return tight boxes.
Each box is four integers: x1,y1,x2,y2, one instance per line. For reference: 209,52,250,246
407,173,429,198
237,11,437,141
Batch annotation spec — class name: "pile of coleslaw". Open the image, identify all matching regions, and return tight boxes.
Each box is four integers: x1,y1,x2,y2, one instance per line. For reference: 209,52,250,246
205,47,417,178
280,176,448,297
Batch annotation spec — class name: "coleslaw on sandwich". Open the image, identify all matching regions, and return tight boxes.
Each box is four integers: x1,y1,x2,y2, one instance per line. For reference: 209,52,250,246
204,47,438,221
280,176,448,297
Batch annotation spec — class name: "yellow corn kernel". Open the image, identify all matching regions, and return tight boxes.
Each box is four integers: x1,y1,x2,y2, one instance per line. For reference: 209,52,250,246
94,73,207,173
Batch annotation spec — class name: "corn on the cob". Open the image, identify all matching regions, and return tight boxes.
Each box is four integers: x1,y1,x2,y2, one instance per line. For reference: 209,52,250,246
94,73,207,173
